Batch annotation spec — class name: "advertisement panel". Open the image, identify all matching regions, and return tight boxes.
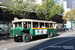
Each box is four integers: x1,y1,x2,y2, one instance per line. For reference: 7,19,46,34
35,29,47,35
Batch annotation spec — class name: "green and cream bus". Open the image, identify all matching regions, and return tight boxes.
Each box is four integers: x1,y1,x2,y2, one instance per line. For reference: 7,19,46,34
10,19,57,42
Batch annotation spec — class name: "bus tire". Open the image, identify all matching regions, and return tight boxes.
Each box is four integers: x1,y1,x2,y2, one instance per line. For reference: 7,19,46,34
23,34,30,42
48,32,53,38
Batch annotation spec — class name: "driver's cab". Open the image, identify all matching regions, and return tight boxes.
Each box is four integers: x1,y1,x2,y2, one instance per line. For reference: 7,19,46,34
10,19,33,37
12,22,31,29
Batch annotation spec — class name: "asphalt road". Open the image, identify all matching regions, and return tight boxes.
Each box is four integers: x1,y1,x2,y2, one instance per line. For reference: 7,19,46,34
43,38,75,50
7,31,75,50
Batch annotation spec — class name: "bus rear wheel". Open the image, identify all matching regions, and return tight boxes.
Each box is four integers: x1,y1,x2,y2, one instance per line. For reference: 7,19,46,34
48,32,53,38
23,34,30,42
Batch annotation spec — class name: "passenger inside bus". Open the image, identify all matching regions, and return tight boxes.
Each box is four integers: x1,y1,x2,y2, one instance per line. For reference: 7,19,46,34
41,25,45,28
33,22,38,28
24,24,27,28
37,26,40,28
41,25,43,28
50,23,53,27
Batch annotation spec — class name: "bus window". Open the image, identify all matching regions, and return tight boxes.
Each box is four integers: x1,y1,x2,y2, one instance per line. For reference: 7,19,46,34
14,23,17,28
23,22,31,28
24,24,27,28
27,22,31,28
50,23,53,27
15,22,22,28
18,22,22,27
45,23,49,28
33,22,38,28
14,23,19,28
23,22,27,28
40,23,44,28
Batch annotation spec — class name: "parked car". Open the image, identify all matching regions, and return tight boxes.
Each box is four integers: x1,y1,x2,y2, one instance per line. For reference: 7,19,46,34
0,28,9,37
0,28,5,36
56,27,66,32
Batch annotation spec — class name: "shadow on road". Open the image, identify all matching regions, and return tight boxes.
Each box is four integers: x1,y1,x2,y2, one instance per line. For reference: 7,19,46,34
14,34,60,43
30,34,60,42
8,36,75,50
27,37,75,50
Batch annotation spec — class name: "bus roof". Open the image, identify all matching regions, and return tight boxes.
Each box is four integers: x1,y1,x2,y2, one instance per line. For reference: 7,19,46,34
12,19,56,23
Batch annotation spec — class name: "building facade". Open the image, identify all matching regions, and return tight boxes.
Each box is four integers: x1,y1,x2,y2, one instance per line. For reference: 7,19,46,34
63,0,75,9
72,0,75,9
63,0,75,30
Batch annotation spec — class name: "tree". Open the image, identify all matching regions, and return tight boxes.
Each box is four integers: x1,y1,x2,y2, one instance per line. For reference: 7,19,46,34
62,9,75,29
1,0,38,18
36,0,64,20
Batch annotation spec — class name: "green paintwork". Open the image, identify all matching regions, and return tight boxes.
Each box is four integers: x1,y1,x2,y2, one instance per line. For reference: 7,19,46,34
47,29,57,35
10,28,57,37
16,26,22,29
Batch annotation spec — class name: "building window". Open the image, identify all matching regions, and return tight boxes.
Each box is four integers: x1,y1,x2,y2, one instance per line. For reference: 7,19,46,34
3,0,4,1
42,0,45,1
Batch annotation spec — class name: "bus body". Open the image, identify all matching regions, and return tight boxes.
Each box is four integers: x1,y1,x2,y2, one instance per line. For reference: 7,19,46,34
10,19,57,42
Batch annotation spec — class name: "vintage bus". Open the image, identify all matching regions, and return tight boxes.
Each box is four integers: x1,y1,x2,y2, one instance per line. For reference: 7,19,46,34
10,19,57,42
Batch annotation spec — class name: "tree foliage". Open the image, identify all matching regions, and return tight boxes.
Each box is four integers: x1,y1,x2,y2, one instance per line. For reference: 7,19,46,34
62,9,75,29
1,0,38,18
63,9,75,21
36,0,64,20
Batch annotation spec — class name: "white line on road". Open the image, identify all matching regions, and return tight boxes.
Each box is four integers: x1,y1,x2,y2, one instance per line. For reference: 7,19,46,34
40,38,75,50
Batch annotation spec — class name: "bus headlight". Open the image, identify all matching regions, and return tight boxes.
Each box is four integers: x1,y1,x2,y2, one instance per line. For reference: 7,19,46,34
16,35,20,37
16,35,18,36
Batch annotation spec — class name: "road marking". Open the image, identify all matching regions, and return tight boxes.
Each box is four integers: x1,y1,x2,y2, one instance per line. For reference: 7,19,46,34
40,38,75,50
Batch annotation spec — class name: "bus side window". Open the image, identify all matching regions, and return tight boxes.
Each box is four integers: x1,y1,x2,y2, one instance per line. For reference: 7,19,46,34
15,23,17,28
41,25,44,28
33,22,38,28
23,22,31,28
50,23,53,27
45,23,49,28
40,23,44,28
24,24,27,28
28,22,31,28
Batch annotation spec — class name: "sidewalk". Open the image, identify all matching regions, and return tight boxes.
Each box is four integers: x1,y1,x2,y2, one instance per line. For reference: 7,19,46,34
57,30,75,37
0,36,13,45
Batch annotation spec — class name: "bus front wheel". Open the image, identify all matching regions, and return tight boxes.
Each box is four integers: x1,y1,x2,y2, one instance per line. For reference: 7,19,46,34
23,34,30,42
